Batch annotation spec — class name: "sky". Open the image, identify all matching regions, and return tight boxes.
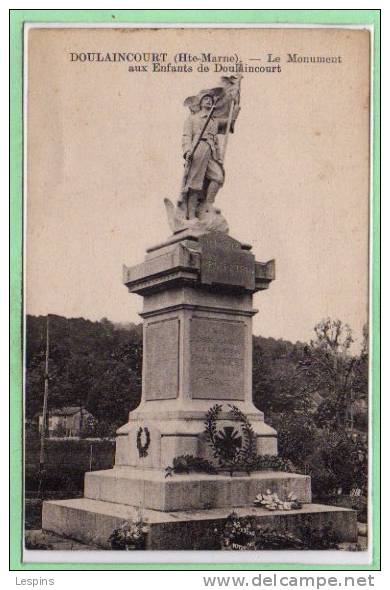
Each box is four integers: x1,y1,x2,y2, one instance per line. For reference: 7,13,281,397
26,26,370,349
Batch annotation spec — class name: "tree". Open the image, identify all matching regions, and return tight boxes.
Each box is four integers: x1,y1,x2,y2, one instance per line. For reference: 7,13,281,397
86,359,140,429
276,410,318,472
25,315,143,431
252,336,310,419
297,318,364,430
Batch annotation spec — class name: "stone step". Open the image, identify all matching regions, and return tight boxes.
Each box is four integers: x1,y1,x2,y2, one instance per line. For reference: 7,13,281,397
42,498,357,550
84,468,312,511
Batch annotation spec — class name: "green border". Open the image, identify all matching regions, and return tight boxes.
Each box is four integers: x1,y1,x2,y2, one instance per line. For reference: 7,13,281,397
10,9,380,571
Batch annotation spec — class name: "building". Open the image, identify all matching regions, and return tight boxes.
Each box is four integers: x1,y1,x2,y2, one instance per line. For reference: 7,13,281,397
38,406,93,437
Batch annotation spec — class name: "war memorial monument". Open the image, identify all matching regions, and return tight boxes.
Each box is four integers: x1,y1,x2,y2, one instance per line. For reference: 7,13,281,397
42,75,358,550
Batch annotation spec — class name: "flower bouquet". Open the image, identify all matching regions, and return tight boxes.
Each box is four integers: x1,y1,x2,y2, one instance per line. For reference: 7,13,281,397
254,489,303,511
109,519,149,550
218,512,257,550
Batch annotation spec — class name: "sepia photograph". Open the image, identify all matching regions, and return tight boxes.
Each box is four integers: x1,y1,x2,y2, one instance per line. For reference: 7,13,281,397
17,19,377,565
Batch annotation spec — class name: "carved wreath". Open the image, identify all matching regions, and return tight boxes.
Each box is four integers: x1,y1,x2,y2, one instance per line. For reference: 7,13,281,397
136,427,151,458
204,404,257,473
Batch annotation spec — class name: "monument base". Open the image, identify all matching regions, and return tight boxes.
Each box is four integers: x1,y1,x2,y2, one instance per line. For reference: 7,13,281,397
42,498,358,550
40,233,359,550
83,468,312,511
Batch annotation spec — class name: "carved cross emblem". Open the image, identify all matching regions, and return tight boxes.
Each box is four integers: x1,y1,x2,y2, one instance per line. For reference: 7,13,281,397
215,426,242,461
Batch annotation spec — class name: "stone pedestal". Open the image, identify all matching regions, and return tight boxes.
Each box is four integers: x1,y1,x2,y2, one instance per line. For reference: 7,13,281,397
43,500,357,550
42,230,358,549
115,230,277,475
83,469,312,511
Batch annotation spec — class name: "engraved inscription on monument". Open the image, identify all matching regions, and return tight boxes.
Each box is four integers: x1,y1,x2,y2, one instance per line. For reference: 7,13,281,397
189,317,246,400
199,233,256,290
144,318,179,400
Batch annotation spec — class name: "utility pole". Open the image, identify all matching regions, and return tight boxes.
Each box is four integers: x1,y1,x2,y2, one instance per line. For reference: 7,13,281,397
37,314,50,498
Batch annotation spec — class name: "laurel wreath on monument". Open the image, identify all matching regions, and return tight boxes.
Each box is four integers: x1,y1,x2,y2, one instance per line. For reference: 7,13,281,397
204,404,257,474
165,405,296,477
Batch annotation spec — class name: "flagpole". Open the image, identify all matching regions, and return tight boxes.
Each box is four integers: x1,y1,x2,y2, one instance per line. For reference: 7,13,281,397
38,314,50,498
220,99,236,163
220,70,243,164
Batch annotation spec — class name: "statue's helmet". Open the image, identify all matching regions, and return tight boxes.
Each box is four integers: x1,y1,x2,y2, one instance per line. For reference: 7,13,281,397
197,87,225,103
183,87,225,112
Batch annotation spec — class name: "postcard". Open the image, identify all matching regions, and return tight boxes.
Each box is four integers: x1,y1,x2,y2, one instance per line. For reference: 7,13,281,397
11,16,379,569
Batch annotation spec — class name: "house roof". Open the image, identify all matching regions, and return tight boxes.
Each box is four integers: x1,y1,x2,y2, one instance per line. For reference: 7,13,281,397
36,406,89,417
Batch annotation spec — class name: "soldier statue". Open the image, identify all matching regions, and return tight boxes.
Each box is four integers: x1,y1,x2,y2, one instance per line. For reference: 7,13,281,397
165,74,242,234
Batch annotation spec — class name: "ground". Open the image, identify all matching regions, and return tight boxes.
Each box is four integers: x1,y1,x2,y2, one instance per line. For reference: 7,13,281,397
24,529,368,552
